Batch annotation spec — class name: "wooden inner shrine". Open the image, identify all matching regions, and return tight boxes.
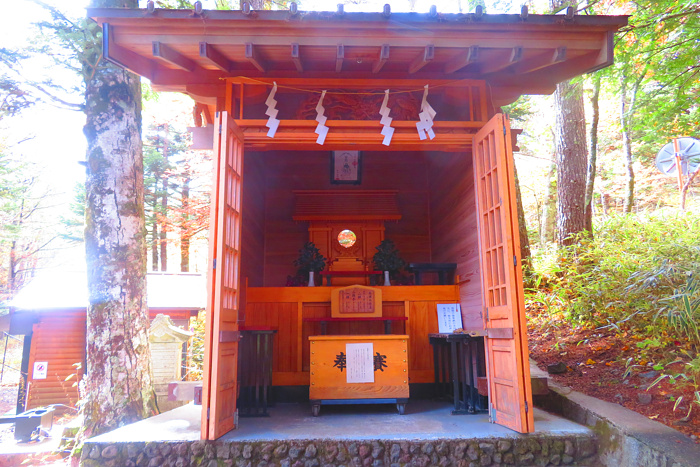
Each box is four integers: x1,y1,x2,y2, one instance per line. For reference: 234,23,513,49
89,6,627,440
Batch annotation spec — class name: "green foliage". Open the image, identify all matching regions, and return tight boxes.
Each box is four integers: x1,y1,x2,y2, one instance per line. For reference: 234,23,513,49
527,211,700,345
372,239,406,273
0,49,36,118
58,183,86,243
294,242,326,273
658,273,700,347
502,95,535,124
610,2,700,162
186,310,205,380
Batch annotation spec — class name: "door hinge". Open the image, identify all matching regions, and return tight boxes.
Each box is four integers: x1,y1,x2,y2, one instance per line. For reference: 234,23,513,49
213,258,217,270
218,123,223,134
207,407,210,420
485,307,490,321
489,403,496,423
503,126,506,135
234,409,239,427
513,255,517,266
525,401,529,414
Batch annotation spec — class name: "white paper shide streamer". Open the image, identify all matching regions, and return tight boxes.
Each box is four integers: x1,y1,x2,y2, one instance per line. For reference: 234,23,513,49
265,82,280,138
315,90,329,145
416,84,436,140
379,89,394,146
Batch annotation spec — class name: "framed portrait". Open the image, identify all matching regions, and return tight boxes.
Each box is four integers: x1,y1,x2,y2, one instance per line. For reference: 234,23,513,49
331,150,362,184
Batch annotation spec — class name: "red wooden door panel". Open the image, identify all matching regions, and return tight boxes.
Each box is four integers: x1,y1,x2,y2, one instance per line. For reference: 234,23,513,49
473,113,534,433
201,111,245,440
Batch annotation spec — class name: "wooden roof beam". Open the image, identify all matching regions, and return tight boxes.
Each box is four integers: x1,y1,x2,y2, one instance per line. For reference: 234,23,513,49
372,44,390,74
152,41,196,72
245,43,267,73
199,42,232,72
291,43,303,73
480,47,522,75
102,23,155,80
336,45,344,73
512,47,566,75
409,45,434,74
444,46,479,74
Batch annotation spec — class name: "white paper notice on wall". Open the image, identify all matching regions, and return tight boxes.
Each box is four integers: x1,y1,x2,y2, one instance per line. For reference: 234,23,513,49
33,361,48,380
437,303,463,333
346,343,374,383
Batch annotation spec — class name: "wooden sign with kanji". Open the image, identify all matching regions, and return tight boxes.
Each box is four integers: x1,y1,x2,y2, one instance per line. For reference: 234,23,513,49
331,285,382,318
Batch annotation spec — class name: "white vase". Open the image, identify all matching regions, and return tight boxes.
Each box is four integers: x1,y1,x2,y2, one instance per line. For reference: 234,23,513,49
308,271,315,287
383,270,391,286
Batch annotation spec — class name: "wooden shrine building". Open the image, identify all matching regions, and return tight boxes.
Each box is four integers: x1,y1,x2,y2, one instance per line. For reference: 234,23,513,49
89,5,627,440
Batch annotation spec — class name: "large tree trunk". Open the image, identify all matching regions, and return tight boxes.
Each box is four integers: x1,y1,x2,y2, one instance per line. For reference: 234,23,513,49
585,73,601,234
82,0,156,439
513,163,531,266
553,80,588,246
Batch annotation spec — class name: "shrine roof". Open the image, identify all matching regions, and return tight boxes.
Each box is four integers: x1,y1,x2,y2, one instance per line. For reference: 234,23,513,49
89,7,627,106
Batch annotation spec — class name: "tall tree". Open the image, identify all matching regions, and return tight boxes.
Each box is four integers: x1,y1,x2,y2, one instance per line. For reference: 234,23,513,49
584,73,601,233
143,121,197,271
546,0,589,245
619,66,647,213
553,79,588,246
82,0,155,437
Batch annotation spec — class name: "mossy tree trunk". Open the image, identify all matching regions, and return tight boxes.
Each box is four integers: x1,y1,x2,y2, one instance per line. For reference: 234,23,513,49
82,0,156,438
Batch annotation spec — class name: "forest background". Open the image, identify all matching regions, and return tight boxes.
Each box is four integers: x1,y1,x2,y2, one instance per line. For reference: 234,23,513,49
0,0,698,441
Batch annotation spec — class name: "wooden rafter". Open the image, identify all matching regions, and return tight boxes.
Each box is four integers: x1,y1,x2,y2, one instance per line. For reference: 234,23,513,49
245,43,267,73
199,42,232,72
102,23,155,80
480,47,522,75
408,45,434,74
444,46,479,74
152,42,196,72
372,44,390,74
512,47,566,75
291,43,303,72
336,45,344,73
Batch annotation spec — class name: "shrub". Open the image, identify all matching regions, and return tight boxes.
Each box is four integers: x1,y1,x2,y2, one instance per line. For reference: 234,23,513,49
527,211,700,345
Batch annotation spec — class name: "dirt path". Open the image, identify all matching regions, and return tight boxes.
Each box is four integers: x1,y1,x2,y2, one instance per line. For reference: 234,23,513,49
528,321,700,442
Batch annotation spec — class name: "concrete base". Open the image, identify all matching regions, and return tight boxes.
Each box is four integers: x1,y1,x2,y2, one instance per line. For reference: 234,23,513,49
535,380,700,467
82,401,600,466
91,400,590,443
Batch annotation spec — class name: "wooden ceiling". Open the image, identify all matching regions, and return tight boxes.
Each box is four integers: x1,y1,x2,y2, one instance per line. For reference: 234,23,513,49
89,7,627,107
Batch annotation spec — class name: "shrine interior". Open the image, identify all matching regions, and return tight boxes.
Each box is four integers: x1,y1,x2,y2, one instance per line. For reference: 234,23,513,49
238,146,484,390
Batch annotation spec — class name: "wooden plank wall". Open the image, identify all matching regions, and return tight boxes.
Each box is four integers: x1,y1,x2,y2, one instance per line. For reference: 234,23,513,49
241,150,266,287
26,310,86,410
428,152,484,329
25,309,194,411
240,151,267,320
245,285,458,385
259,151,431,286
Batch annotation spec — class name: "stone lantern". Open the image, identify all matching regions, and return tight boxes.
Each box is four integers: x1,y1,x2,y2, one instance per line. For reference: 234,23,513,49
149,314,194,411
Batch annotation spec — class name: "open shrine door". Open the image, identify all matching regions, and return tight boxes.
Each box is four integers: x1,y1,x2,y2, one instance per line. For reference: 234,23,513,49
473,113,534,434
201,111,245,440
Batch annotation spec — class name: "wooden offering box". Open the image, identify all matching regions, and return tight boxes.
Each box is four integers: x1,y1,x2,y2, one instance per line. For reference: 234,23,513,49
309,335,409,415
